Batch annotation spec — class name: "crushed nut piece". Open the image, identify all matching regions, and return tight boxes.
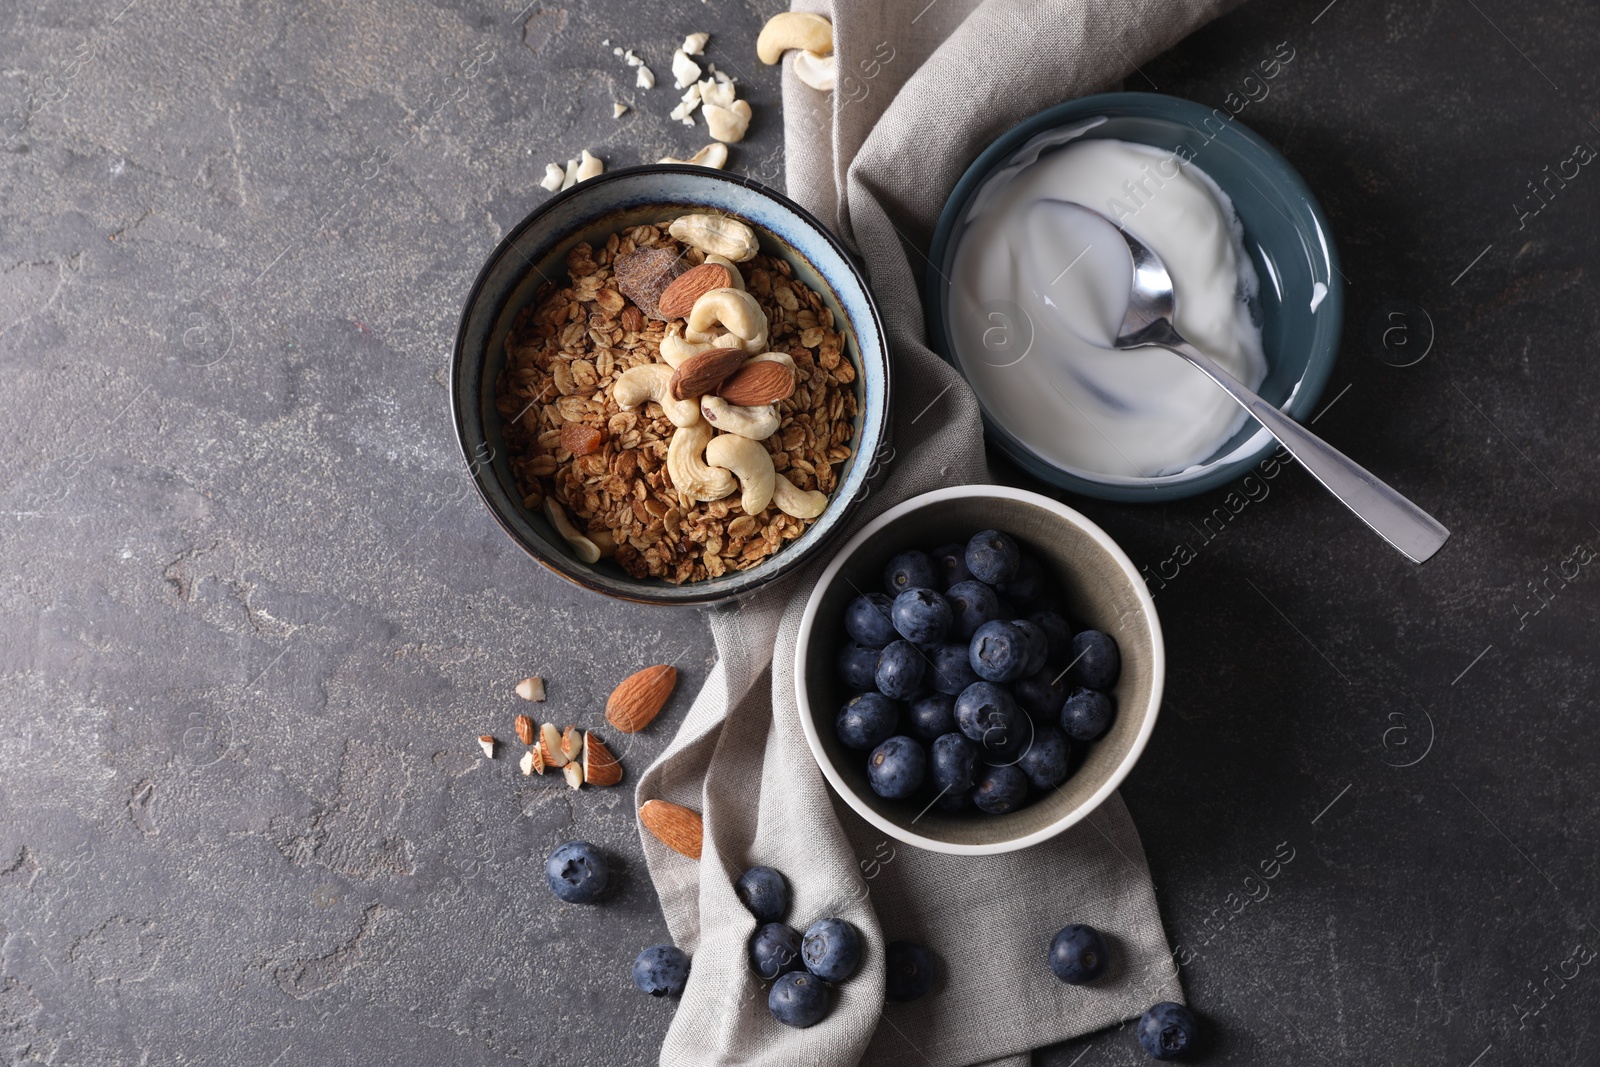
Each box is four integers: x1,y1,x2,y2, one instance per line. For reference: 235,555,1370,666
613,101,628,118
636,64,655,89
671,49,702,89
515,676,547,702
539,163,565,192
682,32,708,56
478,735,496,758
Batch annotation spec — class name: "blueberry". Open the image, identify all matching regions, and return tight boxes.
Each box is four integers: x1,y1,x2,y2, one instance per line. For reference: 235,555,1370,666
929,542,973,590
929,732,979,797
1138,1001,1199,1060
1013,667,1069,720
1029,610,1074,664
1048,924,1108,985
954,682,1028,761
1071,629,1121,690
735,866,790,922
748,922,804,980
1018,725,1072,790
801,917,862,982
867,735,927,799
907,692,957,741
968,620,1027,682
994,597,1020,621
971,763,1029,814
874,640,926,700
891,587,953,645
929,643,979,695
844,593,897,648
998,555,1048,609
945,579,1001,640
632,944,690,996
835,692,900,751
885,941,937,1002
1060,688,1115,742
883,550,938,596
1010,618,1050,677
836,642,881,692
965,530,1020,585
545,840,609,904
768,971,830,1028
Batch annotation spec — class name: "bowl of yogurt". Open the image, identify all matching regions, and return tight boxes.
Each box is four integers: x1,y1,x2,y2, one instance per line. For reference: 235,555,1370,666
926,92,1342,501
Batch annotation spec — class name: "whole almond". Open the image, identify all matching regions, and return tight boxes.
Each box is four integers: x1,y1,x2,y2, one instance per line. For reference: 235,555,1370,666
514,713,536,746
657,262,733,319
582,732,623,787
606,665,678,733
717,360,795,406
639,799,703,859
669,348,746,401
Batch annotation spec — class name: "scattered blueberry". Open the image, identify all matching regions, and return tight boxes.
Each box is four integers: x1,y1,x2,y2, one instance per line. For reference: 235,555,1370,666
1018,725,1072,790
929,732,979,797
836,692,901,751
929,642,979,695
969,620,1028,682
1071,629,1121,690
885,941,937,1002
875,640,927,700
748,922,804,980
1048,924,1108,985
867,735,927,799
965,530,1020,585
1138,1002,1199,1060
954,681,1028,761
929,542,973,589
971,763,1029,814
1029,610,1074,664
891,587,953,645
1060,688,1115,742
545,840,608,904
1013,667,1069,720
907,692,958,742
998,554,1048,609
801,917,863,982
769,970,830,1028
945,579,1000,640
735,866,790,922
632,944,690,996
883,550,938,596
1010,618,1050,677
845,593,897,648
836,642,881,692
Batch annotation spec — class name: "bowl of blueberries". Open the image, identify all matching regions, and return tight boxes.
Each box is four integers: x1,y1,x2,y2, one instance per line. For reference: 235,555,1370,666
795,485,1164,854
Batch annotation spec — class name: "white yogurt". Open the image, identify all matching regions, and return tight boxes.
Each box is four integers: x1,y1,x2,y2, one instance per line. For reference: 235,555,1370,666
948,138,1267,480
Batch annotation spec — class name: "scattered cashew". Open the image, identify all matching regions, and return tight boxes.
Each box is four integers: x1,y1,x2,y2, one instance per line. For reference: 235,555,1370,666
658,143,728,169
576,149,604,182
539,163,565,191
666,421,737,502
704,99,752,143
668,213,759,262
701,396,780,440
705,254,744,290
771,473,829,519
589,529,618,558
685,288,767,352
661,325,745,368
756,12,833,64
613,364,702,427
792,51,836,92
545,499,601,564
705,434,776,516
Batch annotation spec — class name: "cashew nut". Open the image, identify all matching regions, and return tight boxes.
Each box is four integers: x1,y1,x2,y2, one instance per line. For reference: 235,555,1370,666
686,287,767,352
668,213,759,262
701,397,780,440
614,364,702,427
704,99,752,144
658,143,728,170
704,254,744,290
792,51,836,92
575,148,604,182
660,324,745,368
705,434,776,516
666,421,737,502
757,12,833,64
771,473,829,519
544,499,601,564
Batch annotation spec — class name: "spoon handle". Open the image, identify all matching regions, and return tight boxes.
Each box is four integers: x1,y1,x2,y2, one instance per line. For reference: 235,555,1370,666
1160,338,1451,563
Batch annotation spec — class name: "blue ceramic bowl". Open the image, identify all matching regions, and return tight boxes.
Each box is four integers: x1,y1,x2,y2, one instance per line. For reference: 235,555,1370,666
452,166,890,606
925,92,1342,502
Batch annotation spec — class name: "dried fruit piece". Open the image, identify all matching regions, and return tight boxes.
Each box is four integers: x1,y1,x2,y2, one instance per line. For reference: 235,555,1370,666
478,735,496,758
658,262,733,319
670,346,747,400
639,799,703,859
561,422,605,456
614,247,685,320
515,676,547,702
717,360,795,406
560,725,584,763
606,665,679,732
563,762,585,790
540,723,570,768
583,732,623,787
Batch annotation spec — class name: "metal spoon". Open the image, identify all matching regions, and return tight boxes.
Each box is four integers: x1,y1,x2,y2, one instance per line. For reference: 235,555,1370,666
1083,202,1450,563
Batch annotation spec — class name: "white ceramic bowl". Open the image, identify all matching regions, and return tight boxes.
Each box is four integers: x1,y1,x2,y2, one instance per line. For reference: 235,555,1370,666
794,486,1165,855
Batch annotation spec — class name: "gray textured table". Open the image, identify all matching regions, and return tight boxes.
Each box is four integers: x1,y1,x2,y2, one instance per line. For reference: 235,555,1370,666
1,1,1595,1064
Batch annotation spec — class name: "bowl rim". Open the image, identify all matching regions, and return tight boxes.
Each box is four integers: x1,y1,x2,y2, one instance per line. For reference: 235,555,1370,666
923,90,1343,502
793,484,1166,855
450,163,892,607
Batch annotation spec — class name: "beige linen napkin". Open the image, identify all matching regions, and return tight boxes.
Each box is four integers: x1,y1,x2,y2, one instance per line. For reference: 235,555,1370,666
636,2,1243,1064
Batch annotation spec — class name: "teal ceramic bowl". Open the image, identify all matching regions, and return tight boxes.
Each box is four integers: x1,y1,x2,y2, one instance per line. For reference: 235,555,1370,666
452,166,890,605
925,92,1342,502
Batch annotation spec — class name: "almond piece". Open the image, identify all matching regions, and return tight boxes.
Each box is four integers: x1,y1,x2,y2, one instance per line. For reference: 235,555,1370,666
519,750,537,776
514,714,536,746
478,735,496,758
582,732,623,787
515,675,547,702
539,723,570,768
560,725,583,762
717,360,795,406
669,347,747,401
639,799,703,859
658,262,733,319
606,665,678,733
562,762,584,790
